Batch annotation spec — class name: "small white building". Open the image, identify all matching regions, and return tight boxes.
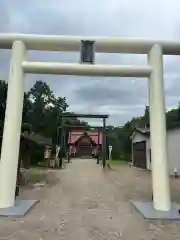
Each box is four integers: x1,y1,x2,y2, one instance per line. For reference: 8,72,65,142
131,127,180,176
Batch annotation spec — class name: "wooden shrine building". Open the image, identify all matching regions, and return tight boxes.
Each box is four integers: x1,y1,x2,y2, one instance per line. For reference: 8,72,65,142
68,130,103,157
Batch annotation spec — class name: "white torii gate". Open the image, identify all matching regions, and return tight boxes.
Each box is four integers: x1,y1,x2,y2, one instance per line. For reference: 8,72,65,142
0,34,179,211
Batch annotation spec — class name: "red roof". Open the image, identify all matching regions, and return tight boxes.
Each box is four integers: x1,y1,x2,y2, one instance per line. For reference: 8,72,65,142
68,130,103,144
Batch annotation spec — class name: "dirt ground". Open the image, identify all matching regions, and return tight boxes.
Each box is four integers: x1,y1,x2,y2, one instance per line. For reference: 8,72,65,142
0,159,180,240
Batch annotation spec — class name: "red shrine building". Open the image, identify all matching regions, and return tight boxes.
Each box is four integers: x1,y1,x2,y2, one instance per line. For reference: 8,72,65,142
68,130,103,157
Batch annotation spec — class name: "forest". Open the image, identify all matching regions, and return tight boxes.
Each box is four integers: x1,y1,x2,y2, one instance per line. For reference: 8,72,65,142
1,79,180,161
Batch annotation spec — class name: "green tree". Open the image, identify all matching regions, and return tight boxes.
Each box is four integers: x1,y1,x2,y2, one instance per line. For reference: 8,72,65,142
22,92,33,124
27,81,71,144
27,81,53,132
143,105,150,128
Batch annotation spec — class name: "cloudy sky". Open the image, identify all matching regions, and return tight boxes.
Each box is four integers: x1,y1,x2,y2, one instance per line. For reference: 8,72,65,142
1,0,180,126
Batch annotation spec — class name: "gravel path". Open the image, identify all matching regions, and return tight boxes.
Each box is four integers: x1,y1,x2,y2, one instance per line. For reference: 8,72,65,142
0,159,179,239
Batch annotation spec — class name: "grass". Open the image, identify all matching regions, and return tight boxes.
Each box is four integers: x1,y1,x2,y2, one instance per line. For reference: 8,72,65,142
29,165,47,171
28,166,47,183
111,159,127,165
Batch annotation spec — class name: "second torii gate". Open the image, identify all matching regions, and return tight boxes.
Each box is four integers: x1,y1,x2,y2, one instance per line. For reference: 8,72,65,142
57,113,108,168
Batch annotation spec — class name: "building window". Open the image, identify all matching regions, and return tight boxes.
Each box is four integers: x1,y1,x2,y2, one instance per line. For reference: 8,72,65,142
149,149,151,162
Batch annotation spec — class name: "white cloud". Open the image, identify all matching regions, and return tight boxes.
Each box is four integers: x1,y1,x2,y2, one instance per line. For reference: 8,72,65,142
1,0,180,125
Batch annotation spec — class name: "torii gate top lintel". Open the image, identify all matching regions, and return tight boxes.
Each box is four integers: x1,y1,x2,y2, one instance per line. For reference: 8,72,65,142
59,113,109,119
0,33,180,55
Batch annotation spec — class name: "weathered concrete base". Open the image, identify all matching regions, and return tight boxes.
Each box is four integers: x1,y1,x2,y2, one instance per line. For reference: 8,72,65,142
131,201,180,220
0,199,39,216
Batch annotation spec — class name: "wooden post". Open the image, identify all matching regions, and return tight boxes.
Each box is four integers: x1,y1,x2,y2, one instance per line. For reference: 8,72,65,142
15,153,21,198
97,128,100,164
102,118,106,168
59,116,64,168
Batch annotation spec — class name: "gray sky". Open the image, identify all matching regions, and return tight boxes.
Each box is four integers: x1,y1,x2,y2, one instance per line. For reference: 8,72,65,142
1,0,180,126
